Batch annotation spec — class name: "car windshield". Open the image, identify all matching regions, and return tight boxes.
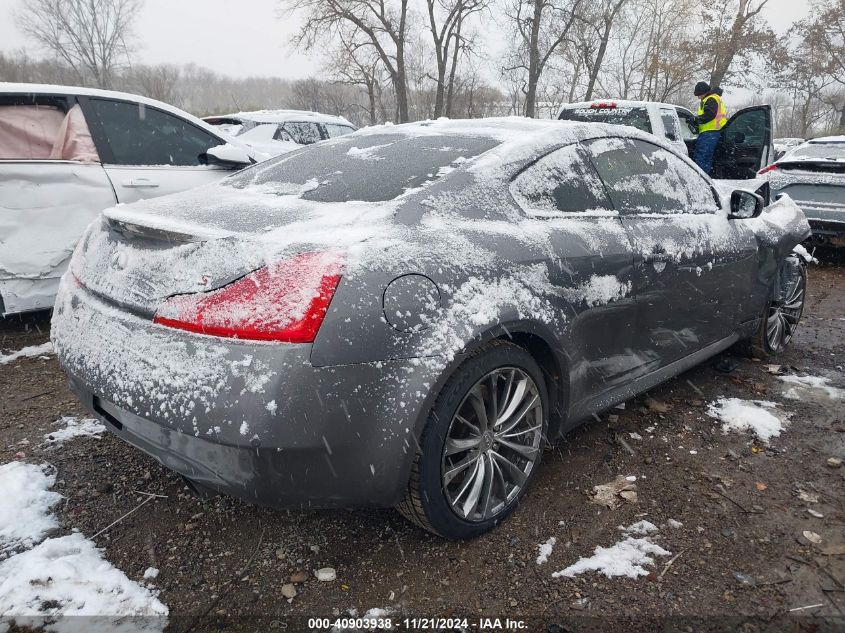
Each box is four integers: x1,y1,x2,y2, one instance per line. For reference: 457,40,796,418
226,133,499,202
785,142,845,162
558,106,652,133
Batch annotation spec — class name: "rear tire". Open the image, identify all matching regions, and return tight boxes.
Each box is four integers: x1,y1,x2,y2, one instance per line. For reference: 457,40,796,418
397,341,548,539
741,255,806,359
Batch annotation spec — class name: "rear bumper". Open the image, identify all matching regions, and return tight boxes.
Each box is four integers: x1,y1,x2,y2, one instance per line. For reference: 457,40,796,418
52,279,443,509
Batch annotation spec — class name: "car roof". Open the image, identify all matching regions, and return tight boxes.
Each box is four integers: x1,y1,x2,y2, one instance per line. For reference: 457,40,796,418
808,135,845,144
348,116,682,157
205,109,355,127
560,99,680,110
0,81,242,146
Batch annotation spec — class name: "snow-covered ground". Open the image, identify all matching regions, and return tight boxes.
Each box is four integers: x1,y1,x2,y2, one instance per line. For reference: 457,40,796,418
0,461,167,632
706,398,789,443
778,374,845,400
552,521,671,579
0,342,53,365
43,417,106,446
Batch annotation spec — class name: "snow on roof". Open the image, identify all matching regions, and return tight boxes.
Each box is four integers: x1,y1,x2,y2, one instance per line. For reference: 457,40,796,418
559,99,679,110
809,135,845,144
207,109,355,127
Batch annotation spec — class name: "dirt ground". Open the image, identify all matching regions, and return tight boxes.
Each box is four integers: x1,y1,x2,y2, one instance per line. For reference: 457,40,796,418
2,254,844,633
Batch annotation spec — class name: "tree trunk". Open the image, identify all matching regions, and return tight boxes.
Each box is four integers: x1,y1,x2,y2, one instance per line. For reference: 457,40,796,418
524,0,543,117
445,18,463,117
839,105,845,134
584,1,625,101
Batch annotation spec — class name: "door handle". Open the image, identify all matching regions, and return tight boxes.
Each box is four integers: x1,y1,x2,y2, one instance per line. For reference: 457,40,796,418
123,178,160,188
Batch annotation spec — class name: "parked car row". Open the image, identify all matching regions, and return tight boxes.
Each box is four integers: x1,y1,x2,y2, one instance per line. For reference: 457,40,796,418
759,136,845,247
203,109,357,157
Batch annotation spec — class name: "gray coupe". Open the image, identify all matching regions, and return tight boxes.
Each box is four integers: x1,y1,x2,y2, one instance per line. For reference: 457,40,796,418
52,118,810,538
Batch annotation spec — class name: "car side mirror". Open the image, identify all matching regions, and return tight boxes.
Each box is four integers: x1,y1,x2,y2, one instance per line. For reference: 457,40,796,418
729,189,764,219
202,144,254,169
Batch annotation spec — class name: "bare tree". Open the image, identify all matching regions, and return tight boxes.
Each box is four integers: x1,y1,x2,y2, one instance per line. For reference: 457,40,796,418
328,28,385,125
502,0,582,117
425,0,487,117
16,0,142,88
809,0,845,131
574,0,627,101
701,0,774,86
282,0,413,122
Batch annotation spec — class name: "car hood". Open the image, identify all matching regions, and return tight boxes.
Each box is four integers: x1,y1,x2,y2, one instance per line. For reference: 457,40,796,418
71,180,401,316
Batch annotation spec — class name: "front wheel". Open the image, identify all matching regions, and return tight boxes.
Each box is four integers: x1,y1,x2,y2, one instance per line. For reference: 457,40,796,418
744,255,806,358
397,342,548,539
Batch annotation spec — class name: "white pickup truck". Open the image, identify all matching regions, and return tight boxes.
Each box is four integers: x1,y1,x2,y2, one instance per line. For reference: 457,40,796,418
557,99,774,180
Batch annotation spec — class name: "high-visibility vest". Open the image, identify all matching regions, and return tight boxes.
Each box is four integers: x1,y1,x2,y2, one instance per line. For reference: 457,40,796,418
698,93,727,133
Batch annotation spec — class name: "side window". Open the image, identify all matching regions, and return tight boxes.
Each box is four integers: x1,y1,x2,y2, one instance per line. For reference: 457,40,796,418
510,144,613,216
89,99,222,166
324,123,355,138
586,138,713,214
0,97,99,162
660,109,680,142
677,110,698,141
273,126,295,142
724,108,767,145
281,122,323,145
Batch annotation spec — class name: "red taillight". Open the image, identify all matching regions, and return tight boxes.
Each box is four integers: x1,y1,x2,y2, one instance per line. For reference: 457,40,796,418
758,164,778,175
590,101,617,109
153,252,344,343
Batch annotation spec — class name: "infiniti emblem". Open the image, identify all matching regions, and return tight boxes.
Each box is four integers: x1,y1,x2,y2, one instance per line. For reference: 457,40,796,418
110,251,128,270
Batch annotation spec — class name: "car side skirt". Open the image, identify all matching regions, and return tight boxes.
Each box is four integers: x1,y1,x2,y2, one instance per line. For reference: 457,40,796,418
563,333,740,432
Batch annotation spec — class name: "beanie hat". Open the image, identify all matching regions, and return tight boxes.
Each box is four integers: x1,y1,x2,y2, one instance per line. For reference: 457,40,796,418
694,81,710,96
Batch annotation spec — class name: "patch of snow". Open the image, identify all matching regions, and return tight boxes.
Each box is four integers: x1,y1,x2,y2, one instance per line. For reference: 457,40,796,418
0,462,61,558
239,421,250,436
792,244,817,264
666,519,683,529
621,520,657,535
0,533,168,626
143,567,159,580
706,398,788,443
0,461,168,630
43,416,106,446
536,537,556,565
0,342,54,365
778,375,844,400
345,143,394,160
552,522,670,579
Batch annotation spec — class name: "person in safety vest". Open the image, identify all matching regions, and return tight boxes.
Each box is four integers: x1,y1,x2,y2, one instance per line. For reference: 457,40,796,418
692,81,727,175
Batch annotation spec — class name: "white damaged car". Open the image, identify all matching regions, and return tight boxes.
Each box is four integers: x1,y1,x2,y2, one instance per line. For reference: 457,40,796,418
0,83,262,316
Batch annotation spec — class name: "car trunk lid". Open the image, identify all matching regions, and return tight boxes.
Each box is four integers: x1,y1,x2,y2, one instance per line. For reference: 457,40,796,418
71,181,397,316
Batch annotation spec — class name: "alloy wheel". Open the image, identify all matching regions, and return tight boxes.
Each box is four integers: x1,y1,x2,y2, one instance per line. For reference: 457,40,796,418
766,260,805,352
441,367,543,523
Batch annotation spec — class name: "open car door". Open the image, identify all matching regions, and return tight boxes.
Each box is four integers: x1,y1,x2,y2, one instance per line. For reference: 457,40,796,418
711,105,773,179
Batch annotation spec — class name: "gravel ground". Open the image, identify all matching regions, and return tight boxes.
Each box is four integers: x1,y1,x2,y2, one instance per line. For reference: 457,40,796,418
1,255,844,633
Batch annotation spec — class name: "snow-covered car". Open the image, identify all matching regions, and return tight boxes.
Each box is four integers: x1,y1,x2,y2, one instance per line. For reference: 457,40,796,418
760,136,845,247
774,137,805,160
557,100,774,179
52,118,810,539
203,110,357,157
0,83,262,316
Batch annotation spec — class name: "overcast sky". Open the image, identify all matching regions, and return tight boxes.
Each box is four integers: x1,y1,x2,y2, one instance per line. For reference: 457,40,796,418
0,0,811,83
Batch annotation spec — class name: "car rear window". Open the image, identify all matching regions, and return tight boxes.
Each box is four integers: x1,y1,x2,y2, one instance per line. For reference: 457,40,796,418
226,133,500,202
785,142,845,162
558,106,652,134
